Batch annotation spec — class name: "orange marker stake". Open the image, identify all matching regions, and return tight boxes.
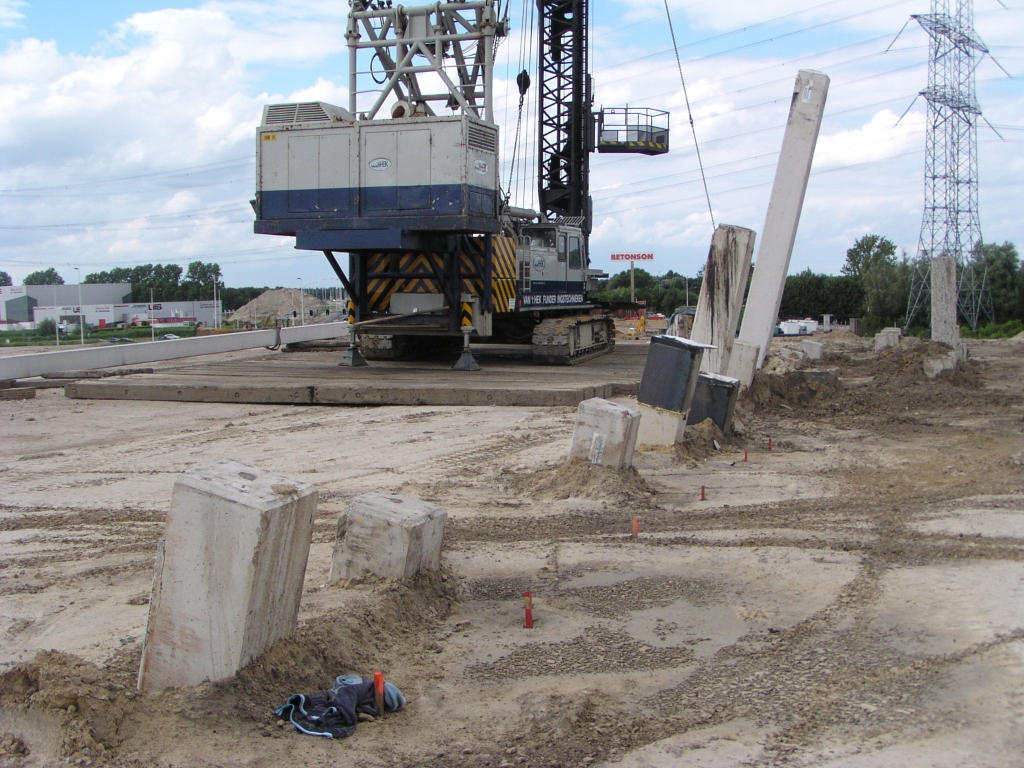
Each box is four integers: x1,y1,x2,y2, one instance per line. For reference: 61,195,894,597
632,518,640,539
743,450,748,463
701,485,706,501
768,437,773,452
524,591,534,629
374,671,385,716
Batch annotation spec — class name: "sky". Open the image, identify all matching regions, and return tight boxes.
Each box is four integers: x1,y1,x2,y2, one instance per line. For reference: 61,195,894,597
0,0,1021,289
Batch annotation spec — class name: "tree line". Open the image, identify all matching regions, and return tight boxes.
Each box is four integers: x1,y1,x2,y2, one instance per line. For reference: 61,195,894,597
596,234,1022,336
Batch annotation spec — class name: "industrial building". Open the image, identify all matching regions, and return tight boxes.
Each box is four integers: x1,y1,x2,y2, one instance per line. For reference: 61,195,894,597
0,284,220,331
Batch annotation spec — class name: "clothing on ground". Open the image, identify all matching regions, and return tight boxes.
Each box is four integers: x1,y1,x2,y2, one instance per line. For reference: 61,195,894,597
274,675,406,739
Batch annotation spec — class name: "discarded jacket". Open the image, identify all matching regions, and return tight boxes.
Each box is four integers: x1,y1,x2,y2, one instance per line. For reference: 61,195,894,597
274,675,406,739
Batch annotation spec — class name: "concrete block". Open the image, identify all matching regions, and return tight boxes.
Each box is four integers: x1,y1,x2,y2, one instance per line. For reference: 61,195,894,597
687,373,741,433
736,70,830,368
873,327,902,351
568,397,641,469
823,314,832,332
724,340,760,387
931,255,959,348
637,402,688,447
690,224,757,375
802,340,824,360
138,460,317,691
329,492,447,582
923,345,965,379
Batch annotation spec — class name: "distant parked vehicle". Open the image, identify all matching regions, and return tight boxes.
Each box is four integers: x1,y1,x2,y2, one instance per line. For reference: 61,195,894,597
160,333,181,340
105,337,134,344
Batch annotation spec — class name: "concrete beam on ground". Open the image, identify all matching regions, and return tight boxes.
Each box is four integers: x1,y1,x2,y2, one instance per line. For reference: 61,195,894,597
690,224,757,375
0,323,355,381
737,70,830,369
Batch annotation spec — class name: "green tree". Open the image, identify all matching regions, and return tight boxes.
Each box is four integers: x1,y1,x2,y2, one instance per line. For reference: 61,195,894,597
36,318,56,337
843,235,897,279
778,270,865,321
85,263,184,302
970,241,1020,323
0,271,11,286
862,253,911,324
24,267,64,285
178,261,222,301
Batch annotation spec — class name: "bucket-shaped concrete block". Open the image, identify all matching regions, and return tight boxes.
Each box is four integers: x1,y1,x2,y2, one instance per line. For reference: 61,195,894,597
638,335,712,412
330,492,447,582
138,460,317,692
568,397,641,470
687,373,741,433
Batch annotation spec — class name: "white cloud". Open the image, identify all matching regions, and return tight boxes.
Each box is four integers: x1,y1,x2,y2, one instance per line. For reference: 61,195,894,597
0,0,25,29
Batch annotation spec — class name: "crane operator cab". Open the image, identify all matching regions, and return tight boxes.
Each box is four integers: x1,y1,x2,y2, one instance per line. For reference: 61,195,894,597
515,223,587,310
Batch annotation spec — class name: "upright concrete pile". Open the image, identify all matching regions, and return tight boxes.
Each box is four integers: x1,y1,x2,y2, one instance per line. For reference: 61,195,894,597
568,397,641,469
931,255,963,355
330,492,446,582
732,69,830,385
138,460,317,691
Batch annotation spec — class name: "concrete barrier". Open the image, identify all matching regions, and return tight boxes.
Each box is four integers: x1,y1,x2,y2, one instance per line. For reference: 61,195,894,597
329,492,447,582
568,397,641,469
138,460,317,691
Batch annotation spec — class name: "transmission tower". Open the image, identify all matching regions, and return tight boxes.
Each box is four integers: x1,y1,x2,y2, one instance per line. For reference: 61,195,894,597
904,0,995,332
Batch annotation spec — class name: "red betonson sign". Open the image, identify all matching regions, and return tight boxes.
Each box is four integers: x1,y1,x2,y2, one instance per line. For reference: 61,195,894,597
610,253,654,261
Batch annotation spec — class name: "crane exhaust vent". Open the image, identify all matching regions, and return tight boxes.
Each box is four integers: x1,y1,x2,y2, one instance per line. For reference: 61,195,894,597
467,122,498,153
262,102,354,127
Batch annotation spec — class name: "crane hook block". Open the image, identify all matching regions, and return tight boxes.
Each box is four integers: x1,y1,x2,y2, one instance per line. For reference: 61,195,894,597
516,70,531,97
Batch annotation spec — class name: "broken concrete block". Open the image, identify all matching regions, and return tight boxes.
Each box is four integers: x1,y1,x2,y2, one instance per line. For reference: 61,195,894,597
329,492,447,582
687,373,741,433
802,340,824,360
568,397,641,469
637,402,688,447
138,460,317,691
690,224,756,375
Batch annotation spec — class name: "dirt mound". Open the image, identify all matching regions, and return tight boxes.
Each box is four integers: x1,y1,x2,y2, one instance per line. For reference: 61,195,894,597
676,418,736,460
0,572,458,765
227,288,328,325
503,460,656,506
745,370,842,412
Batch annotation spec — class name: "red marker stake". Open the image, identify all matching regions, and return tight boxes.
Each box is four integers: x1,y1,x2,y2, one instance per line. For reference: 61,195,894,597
743,450,748,463
701,485,706,501
373,671,385,717
768,437,773,452
632,518,640,539
524,591,534,629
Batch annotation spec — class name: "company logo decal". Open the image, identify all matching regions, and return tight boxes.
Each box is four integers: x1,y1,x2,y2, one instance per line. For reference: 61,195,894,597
532,255,546,271
473,159,488,175
368,157,393,171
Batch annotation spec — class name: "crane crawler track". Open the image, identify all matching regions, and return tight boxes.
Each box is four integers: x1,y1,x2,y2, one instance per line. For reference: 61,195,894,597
532,316,616,365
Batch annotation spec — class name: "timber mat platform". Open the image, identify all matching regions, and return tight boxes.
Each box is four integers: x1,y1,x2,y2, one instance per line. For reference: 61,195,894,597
64,344,649,407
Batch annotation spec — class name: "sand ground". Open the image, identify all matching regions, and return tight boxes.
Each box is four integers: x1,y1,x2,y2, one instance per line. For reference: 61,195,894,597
2,333,1024,767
